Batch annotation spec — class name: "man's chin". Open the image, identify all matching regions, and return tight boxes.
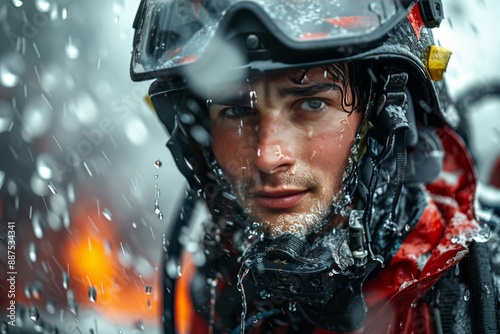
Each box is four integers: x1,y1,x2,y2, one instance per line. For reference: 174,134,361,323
256,212,326,240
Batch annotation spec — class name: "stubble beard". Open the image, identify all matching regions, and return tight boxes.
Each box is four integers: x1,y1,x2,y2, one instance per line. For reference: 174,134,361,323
231,172,339,239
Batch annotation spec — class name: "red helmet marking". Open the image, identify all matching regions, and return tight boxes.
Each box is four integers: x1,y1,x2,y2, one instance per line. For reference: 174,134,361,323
299,32,329,41
325,16,374,28
407,3,425,40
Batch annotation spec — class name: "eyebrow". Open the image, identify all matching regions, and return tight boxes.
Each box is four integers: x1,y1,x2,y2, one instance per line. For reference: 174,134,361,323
277,83,340,98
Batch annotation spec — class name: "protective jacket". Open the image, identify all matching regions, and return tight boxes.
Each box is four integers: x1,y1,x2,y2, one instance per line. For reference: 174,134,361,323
171,126,496,334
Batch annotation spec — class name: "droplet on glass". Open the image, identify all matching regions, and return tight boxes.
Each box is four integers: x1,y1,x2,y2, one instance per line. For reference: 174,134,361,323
28,306,40,321
47,212,62,231
102,208,112,221
89,286,97,303
46,298,56,315
32,211,44,239
28,241,37,262
0,170,5,190
21,96,53,142
0,52,25,88
11,0,23,7
25,284,33,299
67,183,75,203
35,0,52,12
47,180,58,194
132,222,137,228
68,92,98,125
62,7,67,19
145,286,152,294
136,319,144,331
154,159,162,168
36,153,54,180
65,36,80,60
31,173,50,196
62,271,69,290
125,116,148,145
114,16,120,23
0,101,14,133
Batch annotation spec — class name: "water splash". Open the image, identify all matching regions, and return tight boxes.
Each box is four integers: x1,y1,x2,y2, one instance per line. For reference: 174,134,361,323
236,266,250,334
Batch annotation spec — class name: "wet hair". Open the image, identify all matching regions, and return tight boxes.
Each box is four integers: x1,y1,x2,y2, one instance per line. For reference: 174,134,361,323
293,62,370,115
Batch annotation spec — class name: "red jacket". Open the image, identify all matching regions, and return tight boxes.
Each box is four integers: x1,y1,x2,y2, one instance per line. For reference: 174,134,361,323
174,127,479,334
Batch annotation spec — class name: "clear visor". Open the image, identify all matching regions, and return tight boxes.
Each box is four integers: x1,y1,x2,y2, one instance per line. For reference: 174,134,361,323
131,0,406,80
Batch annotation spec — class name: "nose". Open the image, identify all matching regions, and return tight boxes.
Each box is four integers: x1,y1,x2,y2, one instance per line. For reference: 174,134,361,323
254,116,295,174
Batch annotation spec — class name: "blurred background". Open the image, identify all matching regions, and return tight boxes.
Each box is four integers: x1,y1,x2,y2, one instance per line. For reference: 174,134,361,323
0,0,499,333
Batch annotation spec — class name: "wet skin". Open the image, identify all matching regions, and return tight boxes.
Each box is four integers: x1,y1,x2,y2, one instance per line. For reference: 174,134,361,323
209,66,363,238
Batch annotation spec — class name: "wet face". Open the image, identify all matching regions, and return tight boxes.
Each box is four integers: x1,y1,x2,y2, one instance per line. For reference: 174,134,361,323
208,66,363,238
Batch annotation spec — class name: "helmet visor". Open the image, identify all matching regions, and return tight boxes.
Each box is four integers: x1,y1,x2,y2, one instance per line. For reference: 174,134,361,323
131,0,407,81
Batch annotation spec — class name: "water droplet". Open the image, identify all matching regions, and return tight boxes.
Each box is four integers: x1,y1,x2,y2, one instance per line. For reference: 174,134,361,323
114,16,120,23
145,286,152,294
482,284,491,297
62,7,67,19
404,224,411,232
0,101,14,133
46,298,56,314
464,289,470,301
47,180,58,194
165,258,181,279
28,241,37,262
32,211,44,239
125,116,148,145
36,153,54,180
29,306,40,321
25,284,33,299
65,36,80,60
62,271,69,290
22,96,54,141
0,322,8,334
89,286,97,303
102,208,112,221
0,52,25,88
154,172,158,179
154,199,163,220
154,159,162,168
0,170,5,190
35,0,52,12
136,319,144,331
132,222,137,228
11,0,23,7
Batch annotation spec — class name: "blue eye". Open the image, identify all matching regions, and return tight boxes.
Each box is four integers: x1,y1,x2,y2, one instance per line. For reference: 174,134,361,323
301,99,325,111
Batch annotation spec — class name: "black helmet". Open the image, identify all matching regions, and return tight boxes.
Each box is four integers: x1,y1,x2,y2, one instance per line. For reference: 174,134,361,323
130,0,455,188
130,0,455,331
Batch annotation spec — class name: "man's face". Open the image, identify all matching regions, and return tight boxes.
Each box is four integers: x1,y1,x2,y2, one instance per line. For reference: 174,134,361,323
208,66,363,238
